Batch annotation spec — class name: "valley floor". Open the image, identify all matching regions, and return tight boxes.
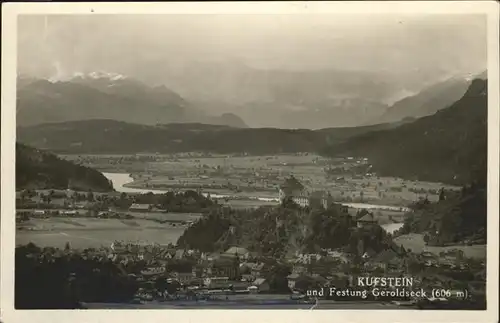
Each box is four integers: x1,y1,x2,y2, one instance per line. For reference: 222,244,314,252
64,153,458,208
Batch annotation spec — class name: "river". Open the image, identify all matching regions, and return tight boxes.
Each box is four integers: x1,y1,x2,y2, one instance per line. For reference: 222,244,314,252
103,172,406,233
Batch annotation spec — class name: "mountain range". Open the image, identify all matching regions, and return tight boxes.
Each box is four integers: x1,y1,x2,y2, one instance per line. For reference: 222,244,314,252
16,68,484,130
16,74,248,128
159,62,399,128
375,76,474,124
324,78,487,185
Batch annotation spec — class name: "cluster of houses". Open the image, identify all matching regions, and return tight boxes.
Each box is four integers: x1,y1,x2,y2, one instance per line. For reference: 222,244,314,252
110,245,275,298
24,235,483,304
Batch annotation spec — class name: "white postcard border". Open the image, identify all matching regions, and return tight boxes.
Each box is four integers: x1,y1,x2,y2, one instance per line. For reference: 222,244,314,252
1,2,499,323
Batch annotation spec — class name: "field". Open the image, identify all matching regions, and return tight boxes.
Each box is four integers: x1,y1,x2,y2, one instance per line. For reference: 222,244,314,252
393,233,487,259
20,153,462,249
125,212,203,223
65,153,459,207
16,217,190,249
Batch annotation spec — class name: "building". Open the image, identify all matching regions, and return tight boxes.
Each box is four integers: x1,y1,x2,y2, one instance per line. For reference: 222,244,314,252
279,176,338,209
174,249,186,260
356,213,377,228
204,276,229,287
279,176,307,205
172,271,195,284
192,264,205,278
209,256,240,280
61,210,78,217
241,274,255,282
287,273,300,290
140,267,166,277
333,204,350,216
129,203,153,212
364,249,401,271
250,263,265,277
250,278,270,293
223,247,250,260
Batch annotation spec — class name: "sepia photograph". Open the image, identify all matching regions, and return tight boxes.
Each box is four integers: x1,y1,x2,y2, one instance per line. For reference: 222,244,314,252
1,2,499,323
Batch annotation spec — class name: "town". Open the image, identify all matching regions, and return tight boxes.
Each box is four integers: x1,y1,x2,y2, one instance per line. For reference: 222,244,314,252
15,175,486,309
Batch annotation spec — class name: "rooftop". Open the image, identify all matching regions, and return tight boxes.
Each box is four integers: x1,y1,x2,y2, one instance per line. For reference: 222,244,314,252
357,213,377,223
224,247,250,256
280,176,305,192
129,203,153,209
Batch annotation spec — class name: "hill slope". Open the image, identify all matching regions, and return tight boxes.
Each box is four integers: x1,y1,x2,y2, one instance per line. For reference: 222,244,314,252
176,204,393,257
377,76,472,124
324,78,487,185
16,143,114,191
399,183,487,245
17,120,405,155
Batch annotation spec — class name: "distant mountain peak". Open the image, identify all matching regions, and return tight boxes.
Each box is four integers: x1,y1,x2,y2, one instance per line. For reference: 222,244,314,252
71,71,128,81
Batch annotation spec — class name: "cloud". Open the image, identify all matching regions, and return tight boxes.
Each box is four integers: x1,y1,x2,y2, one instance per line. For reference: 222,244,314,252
17,14,487,86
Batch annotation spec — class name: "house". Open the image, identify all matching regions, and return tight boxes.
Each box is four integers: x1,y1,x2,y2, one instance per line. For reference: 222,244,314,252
33,210,48,218
129,203,153,212
365,249,400,271
204,276,229,287
223,247,250,260
250,263,265,277
241,262,265,277
326,250,350,264
287,273,300,290
241,274,255,282
230,281,251,293
97,211,109,218
174,249,186,260
74,201,96,209
140,267,166,277
311,274,328,287
62,210,78,217
172,271,194,284
192,264,205,278
250,278,270,293
328,273,350,288
361,248,377,259
332,203,350,216
65,189,76,198
209,257,240,280
356,213,377,228
421,251,437,259
292,264,308,275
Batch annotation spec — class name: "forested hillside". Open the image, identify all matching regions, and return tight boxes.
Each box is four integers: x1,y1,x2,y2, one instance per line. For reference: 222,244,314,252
16,143,114,191
323,78,487,185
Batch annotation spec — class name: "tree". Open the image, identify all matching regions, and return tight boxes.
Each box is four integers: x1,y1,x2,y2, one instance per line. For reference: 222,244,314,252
87,190,94,202
439,188,446,201
64,242,71,251
423,234,430,245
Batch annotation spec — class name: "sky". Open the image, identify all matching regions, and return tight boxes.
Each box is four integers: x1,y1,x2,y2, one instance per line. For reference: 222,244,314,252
17,14,487,84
